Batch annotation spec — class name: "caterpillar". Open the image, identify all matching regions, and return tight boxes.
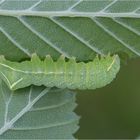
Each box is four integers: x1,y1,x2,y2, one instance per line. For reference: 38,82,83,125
0,54,120,90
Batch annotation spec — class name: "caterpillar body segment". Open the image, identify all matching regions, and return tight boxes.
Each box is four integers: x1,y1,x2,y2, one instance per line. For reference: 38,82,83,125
0,54,120,90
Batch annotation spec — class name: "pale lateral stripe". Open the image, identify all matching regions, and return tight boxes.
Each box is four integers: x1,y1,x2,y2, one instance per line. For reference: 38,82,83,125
0,72,12,88
92,18,140,56
0,10,140,18
67,0,82,11
100,0,118,12
10,78,23,90
0,27,31,57
50,18,103,55
0,88,50,135
28,0,42,11
18,17,70,58
0,63,25,73
0,62,66,74
107,56,116,71
0,72,23,90
113,18,140,36
11,119,78,130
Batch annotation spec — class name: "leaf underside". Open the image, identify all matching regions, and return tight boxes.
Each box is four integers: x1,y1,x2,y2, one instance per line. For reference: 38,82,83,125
0,0,140,139
0,0,139,62
0,80,79,139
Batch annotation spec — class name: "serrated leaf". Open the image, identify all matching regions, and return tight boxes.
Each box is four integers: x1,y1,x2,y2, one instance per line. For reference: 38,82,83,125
0,80,79,139
0,0,139,61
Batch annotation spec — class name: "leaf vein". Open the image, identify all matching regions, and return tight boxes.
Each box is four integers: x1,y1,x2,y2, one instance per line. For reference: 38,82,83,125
113,18,140,36
92,17,140,56
18,17,70,58
0,0,5,6
100,0,118,13
0,88,50,135
67,0,82,11
28,0,42,11
0,27,31,57
0,11,140,18
11,119,79,130
30,98,75,112
51,17,103,55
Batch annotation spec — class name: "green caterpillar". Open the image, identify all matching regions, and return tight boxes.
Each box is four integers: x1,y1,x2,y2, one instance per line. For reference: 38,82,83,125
0,54,120,90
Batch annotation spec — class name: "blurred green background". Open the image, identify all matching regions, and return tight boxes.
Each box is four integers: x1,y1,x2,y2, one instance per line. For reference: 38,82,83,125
75,58,140,139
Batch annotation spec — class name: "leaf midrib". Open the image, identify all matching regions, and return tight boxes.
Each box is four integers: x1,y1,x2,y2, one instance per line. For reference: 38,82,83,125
0,10,140,18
